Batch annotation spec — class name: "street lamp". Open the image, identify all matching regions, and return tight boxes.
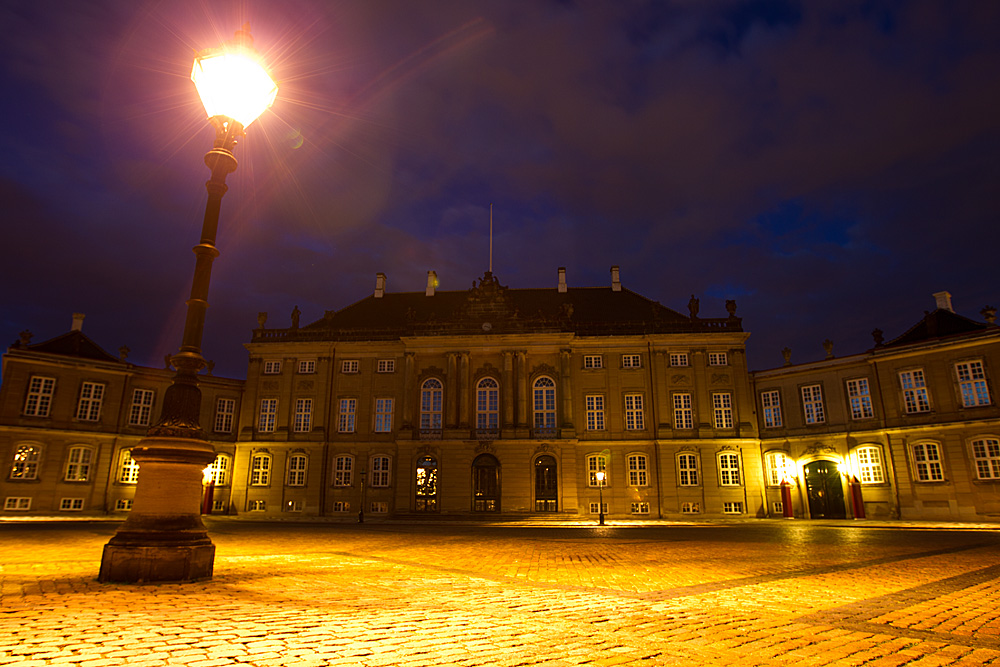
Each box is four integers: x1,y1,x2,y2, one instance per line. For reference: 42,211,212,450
98,25,277,583
595,470,606,526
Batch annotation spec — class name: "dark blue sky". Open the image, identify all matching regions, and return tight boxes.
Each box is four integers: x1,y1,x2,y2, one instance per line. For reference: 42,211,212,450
1,0,998,379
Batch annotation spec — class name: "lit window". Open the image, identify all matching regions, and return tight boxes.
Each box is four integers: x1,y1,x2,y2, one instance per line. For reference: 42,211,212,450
214,398,236,433
286,500,304,512
118,450,139,484
622,354,641,369
294,398,312,433
624,394,645,430
476,378,500,431
286,454,308,486
115,498,133,511
677,453,699,486
298,359,316,374
23,376,55,417
4,497,32,511
333,501,350,512
681,502,700,514
912,443,943,482
65,446,92,482
587,454,607,487
764,451,791,486
371,456,391,487
338,398,357,433
971,438,1000,480
708,352,728,366
10,445,41,480
900,370,931,413
420,379,443,430
673,393,693,429
76,382,105,421
374,398,394,433
856,446,885,484
583,355,603,369
533,377,557,431
377,359,395,373
956,361,991,407
586,395,605,431
670,353,689,367
628,454,648,486
249,499,266,511
258,398,277,432
713,393,733,429
370,501,388,513
847,378,875,419
761,390,782,428
334,455,353,486
250,453,271,486
128,388,155,426
207,454,231,485
263,360,281,374
630,502,650,514
60,498,84,511
589,502,609,514
801,385,825,424
718,452,742,486
341,360,359,374
723,501,744,514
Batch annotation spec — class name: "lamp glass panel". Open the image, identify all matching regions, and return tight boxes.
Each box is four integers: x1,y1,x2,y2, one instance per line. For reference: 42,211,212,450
191,52,278,127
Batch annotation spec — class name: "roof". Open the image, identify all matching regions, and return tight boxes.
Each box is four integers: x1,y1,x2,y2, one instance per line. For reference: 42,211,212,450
881,307,991,348
10,330,123,364
253,272,743,343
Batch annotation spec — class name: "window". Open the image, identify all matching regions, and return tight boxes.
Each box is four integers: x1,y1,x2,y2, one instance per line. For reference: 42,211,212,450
681,502,701,514
583,355,603,369
263,360,281,374
4,497,31,511
248,499,266,511
801,385,825,424
333,501,350,512
212,500,225,512
772,501,784,514
118,450,139,484
760,390,782,428
957,361,991,407
971,438,1000,480
585,395,605,431
287,454,308,486
115,498,133,511
628,454,648,486
207,454,231,485
677,453,699,486
856,446,885,484
341,360,359,374
250,453,271,486
334,455,353,486
420,379,443,430
23,376,55,417
589,502,609,514
847,378,875,419
60,498,84,511
718,452,742,486
723,501,744,514
670,353,689,367
587,454,607,487
338,398,357,433
713,393,733,429
374,398,394,433
912,443,944,482
764,451,791,486
631,502,650,514
371,456,391,487
214,398,236,433
286,500,304,512
900,370,931,413
624,394,645,430
476,378,500,430
377,359,395,373
622,354,641,369
258,398,277,432
76,382,105,421
293,398,313,433
370,501,388,513
298,359,316,374
10,445,41,480
533,377,557,431
673,393,693,429
128,388,155,427
708,352,728,366
65,446,92,482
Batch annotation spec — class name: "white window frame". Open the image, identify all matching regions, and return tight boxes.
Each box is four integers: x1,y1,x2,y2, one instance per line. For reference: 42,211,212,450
23,376,55,417
420,378,443,430
912,442,944,482
334,455,354,486
286,454,308,487
377,359,395,373
855,446,885,484
761,390,782,428
60,497,84,511
118,449,140,484
673,393,693,429
621,354,641,369
5,497,32,511
630,502,650,515
248,499,266,511
583,355,603,369
258,398,277,433
677,453,699,486
764,451,788,486
65,446,93,482
587,454,608,487
846,378,875,420
801,384,825,424
341,360,359,374
624,393,645,430
585,395,605,431
718,452,742,486
207,454,231,486
76,382,105,421
722,501,744,514
250,453,271,486
128,388,155,427
374,398,393,433
708,352,728,366
589,502,609,514
713,393,733,429
293,398,313,433
476,378,500,430
956,361,991,407
214,398,236,433
263,360,282,375
670,353,689,367
333,501,350,512
627,454,648,486
681,502,700,514
297,359,316,374
533,377,557,430
900,369,931,414
370,456,391,487
339,398,357,433
971,438,1000,480
115,498,133,511
10,445,41,480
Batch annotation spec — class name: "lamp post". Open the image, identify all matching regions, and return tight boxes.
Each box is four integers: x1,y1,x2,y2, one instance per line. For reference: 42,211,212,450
359,468,367,524
98,25,277,583
595,470,606,526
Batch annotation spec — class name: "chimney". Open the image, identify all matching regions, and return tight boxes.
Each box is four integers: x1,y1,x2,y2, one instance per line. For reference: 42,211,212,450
611,265,621,292
374,272,386,298
426,270,438,297
933,291,953,312
71,313,85,332
557,267,567,293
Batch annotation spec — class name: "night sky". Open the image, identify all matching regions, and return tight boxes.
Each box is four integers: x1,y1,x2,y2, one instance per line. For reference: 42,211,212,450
1,1,998,380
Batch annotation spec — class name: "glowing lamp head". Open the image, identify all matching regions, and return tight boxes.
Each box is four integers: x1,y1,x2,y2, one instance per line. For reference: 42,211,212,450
595,471,606,484
191,30,277,128
203,465,214,484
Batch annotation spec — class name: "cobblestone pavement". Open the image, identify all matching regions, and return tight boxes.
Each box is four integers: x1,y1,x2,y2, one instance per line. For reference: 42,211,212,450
1,519,999,666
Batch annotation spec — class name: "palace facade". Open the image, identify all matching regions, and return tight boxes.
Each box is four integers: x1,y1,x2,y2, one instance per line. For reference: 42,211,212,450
2,272,997,522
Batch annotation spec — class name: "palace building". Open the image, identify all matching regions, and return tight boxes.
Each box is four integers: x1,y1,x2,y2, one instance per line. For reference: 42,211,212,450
2,272,997,522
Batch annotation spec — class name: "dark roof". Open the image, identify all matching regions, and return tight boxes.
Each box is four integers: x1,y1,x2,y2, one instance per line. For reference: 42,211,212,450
12,330,122,364
254,272,742,343
882,308,991,348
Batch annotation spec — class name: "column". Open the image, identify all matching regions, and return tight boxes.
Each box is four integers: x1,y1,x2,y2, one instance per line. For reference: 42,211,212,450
459,352,470,429
446,352,458,429
516,350,528,430
559,349,574,429
502,351,515,429
402,352,415,429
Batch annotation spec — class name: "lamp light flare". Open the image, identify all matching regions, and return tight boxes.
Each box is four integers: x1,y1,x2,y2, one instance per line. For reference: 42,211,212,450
191,51,278,128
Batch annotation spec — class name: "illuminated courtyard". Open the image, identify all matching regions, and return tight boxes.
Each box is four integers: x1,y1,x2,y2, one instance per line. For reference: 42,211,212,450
2,520,999,666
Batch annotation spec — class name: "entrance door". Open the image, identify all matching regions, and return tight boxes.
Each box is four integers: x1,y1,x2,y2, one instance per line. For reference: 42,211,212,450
803,460,847,519
472,454,500,512
534,455,557,512
415,455,438,512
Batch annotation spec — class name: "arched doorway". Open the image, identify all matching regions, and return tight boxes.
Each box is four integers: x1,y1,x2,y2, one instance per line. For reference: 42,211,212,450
472,454,500,512
803,460,847,519
534,455,557,512
415,455,438,512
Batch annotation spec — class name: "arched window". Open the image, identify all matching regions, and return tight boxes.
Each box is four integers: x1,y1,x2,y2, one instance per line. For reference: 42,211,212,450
118,449,140,484
718,452,742,486
371,455,391,487
65,446,93,482
286,454,308,486
627,454,648,487
764,451,792,486
855,446,885,484
534,455,557,512
472,454,500,512
415,455,438,512
587,454,608,487
677,453,699,486
334,455,354,486
420,379,443,431
10,445,41,480
533,377,557,433
972,438,1000,480
207,454,231,486
476,378,499,431
250,452,271,486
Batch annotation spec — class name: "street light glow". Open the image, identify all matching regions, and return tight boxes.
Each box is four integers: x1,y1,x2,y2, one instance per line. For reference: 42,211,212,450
191,51,277,128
